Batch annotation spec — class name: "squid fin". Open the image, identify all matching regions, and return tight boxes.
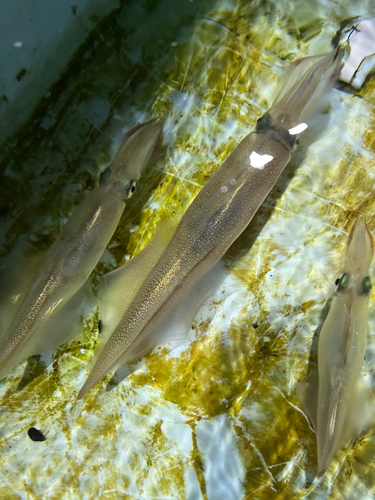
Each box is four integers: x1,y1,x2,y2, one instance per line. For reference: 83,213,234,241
96,216,181,356
123,259,226,364
340,374,375,448
0,280,93,381
32,279,93,354
296,371,319,431
0,237,46,335
110,259,226,387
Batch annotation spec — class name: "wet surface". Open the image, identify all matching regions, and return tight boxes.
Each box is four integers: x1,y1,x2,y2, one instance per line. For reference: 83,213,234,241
1,1,375,499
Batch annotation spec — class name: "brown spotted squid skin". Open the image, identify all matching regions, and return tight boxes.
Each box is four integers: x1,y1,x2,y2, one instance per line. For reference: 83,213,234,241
78,49,343,398
0,120,163,379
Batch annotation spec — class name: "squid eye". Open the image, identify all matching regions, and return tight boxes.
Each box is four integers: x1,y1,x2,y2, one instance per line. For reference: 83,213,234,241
256,113,272,131
361,276,372,296
99,168,112,186
123,180,137,198
335,273,350,292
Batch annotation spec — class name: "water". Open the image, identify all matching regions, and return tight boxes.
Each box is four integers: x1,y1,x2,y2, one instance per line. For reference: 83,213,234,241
1,0,375,498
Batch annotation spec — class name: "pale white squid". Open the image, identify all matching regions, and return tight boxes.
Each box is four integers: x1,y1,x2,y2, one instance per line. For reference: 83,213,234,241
297,215,374,477
0,119,163,379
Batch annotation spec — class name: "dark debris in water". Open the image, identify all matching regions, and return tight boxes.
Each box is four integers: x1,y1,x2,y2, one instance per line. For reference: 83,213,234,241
27,427,46,442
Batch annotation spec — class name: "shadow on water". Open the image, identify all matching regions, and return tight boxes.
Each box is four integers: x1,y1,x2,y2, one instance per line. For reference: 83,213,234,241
301,298,332,488
106,366,135,392
0,354,48,401
16,355,46,392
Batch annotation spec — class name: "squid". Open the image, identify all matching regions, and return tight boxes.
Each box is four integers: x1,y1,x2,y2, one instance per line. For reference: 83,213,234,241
78,48,343,399
0,119,163,379
297,216,374,478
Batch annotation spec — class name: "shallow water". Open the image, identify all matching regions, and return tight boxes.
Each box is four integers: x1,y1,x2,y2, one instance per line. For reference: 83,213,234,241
1,0,375,498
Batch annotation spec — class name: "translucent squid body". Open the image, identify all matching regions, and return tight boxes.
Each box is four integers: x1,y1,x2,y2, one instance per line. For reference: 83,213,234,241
78,49,343,399
0,120,163,379
298,216,374,478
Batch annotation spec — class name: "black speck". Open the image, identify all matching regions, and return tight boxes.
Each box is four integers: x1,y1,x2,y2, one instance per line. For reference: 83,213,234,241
98,319,102,334
1,95,8,102
28,427,46,442
335,278,339,286
252,322,258,329
71,5,77,15
16,68,27,81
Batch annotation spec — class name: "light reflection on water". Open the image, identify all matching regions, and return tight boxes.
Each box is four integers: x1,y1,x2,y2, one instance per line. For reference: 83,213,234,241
1,0,375,499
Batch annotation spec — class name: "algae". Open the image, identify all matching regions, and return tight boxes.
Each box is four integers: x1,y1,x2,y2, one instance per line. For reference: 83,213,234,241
2,0,375,499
